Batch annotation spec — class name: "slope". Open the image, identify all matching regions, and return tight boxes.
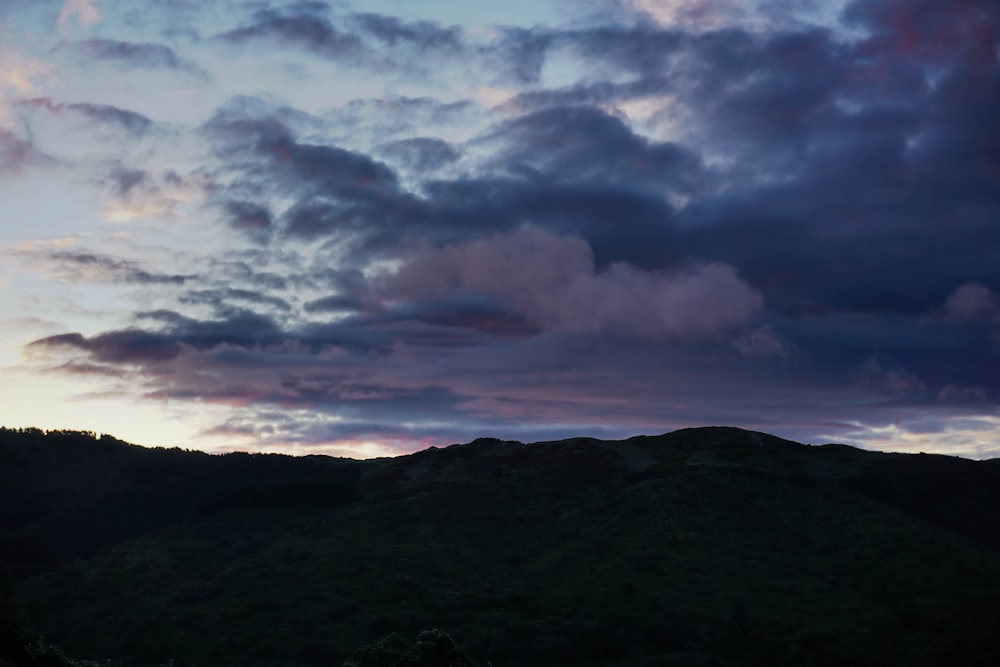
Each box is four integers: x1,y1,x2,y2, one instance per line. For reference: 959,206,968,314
2,427,1000,666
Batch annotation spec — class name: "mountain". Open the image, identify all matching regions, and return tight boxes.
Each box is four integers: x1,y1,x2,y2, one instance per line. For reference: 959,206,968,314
2,426,1000,666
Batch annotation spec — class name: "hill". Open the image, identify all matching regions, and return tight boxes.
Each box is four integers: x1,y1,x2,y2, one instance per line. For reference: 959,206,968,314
2,426,1000,666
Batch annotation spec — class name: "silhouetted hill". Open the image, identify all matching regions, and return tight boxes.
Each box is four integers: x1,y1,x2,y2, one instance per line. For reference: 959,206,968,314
0,429,359,579
2,426,1000,666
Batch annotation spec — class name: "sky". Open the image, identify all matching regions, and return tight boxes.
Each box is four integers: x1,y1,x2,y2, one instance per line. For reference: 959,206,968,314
1,0,999,459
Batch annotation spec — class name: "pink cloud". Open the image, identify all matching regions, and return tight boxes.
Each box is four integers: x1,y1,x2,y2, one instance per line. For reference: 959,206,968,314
944,282,1000,321
0,129,35,173
58,0,102,30
382,227,762,339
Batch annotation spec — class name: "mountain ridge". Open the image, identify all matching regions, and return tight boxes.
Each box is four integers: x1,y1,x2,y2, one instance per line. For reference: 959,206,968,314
2,426,1000,666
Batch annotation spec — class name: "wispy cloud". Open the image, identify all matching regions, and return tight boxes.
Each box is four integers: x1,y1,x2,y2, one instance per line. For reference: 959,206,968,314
54,38,205,76
19,97,153,134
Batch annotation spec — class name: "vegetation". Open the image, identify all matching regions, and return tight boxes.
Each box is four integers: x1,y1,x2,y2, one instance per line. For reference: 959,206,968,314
2,426,1000,666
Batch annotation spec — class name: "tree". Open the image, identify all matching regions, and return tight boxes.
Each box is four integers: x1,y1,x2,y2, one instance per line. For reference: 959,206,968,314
345,629,476,667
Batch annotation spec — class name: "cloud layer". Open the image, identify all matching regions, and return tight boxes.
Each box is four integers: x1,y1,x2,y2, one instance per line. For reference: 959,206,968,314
1,0,998,457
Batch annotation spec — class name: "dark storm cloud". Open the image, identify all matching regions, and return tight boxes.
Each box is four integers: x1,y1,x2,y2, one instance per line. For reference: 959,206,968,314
271,141,398,197
679,28,846,157
203,103,438,254
488,105,702,192
18,97,154,134
201,0,997,325
406,104,700,268
207,100,700,265
770,309,1000,404
56,38,202,73
413,2,999,329
392,174,680,271
661,8,1000,317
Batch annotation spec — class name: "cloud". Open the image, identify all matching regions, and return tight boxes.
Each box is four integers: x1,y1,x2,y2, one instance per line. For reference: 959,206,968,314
134,309,288,351
380,227,762,339
939,385,990,405
0,128,46,173
57,0,101,30
18,97,153,134
944,283,1000,321
222,200,274,241
303,294,363,315
329,95,476,137
179,288,292,315
100,166,213,222
376,137,460,172
481,27,555,84
551,25,686,80
489,105,702,193
733,324,791,359
0,51,50,98
39,250,192,285
348,12,463,55
29,330,181,364
215,8,469,74
216,8,363,61
853,356,926,395
631,0,737,30
6,0,1000,457
202,104,399,199
56,38,202,73
843,0,999,67
202,104,423,252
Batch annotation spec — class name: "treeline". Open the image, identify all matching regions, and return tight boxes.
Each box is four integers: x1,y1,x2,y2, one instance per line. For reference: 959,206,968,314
0,429,361,579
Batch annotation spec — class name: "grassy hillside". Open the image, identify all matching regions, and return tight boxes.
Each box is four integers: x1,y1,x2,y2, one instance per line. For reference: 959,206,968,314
2,427,1000,666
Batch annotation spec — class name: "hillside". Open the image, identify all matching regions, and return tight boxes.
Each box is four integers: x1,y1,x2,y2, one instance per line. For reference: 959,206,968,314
2,427,1000,666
